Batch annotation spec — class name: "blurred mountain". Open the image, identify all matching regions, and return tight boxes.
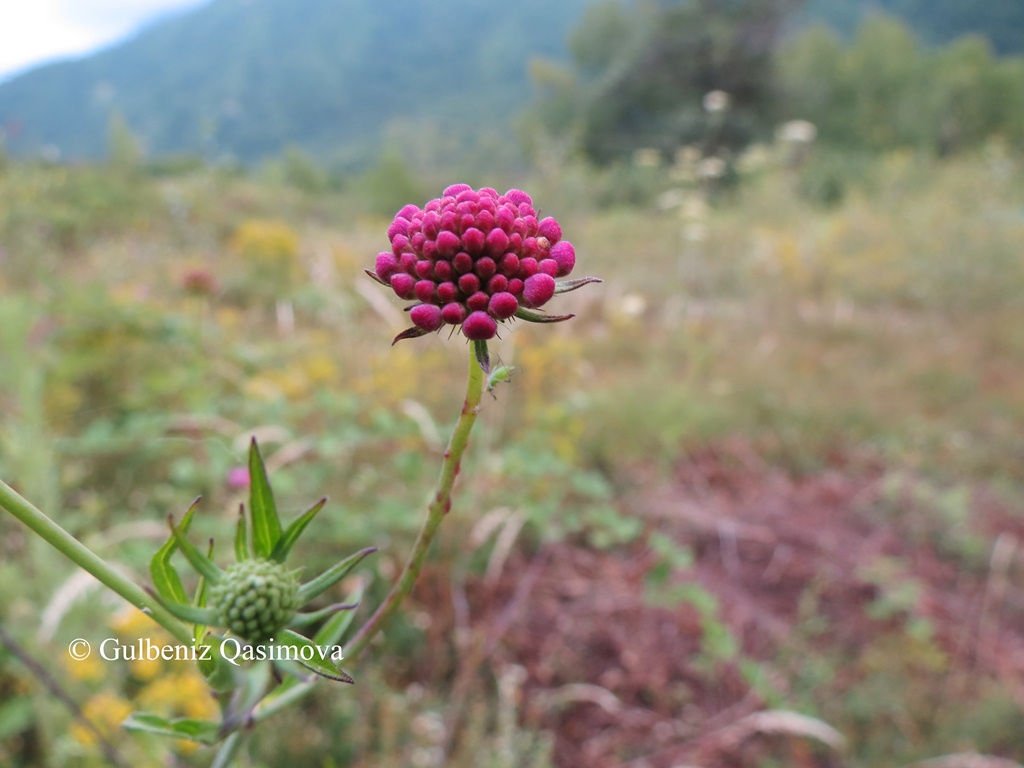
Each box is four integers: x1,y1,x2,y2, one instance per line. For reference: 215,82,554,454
0,0,595,163
0,0,1018,164
795,0,1024,54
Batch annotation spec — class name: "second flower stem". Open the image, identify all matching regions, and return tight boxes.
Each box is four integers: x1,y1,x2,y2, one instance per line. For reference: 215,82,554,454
346,342,485,660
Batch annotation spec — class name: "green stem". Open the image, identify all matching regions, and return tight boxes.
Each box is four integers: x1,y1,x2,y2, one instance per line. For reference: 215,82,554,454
0,479,194,645
345,343,485,661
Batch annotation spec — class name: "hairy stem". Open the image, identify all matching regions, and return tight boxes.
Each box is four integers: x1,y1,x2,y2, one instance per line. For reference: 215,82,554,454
0,478,194,645
346,343,485,660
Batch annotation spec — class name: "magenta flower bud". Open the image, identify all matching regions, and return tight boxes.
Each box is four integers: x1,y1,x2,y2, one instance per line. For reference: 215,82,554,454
410,303,443,331
521,215,539,234
376,252,399,281
390,272,416,299
476,209,495,231
458,273,481,295
462,311,497,340
422,239,438,260
507,277,524,295
415,260,433,279
452,252,474,274
519,257,538,277
462,227,485,255
436,230,460,257
467,291,490,312
538,217,562,242
437,281,458,303
460,213,475,231
499,253,519,276
456,189,480,205
434,260,453,281
523,273,555,307
397,254,416,276
486,274,508,294
475,256,497,280
505,189,532,207
440,211,458,231
485,228,509,256
509,232,523,250
496,207,516,232
488,291,519,319
391,234,410,256
398,204,420,219
550,241,575,276
444,183,472,196
410,232,426,251
414,280,435,303
522,237,540,259
422,211,441,239
227,466,250,489
538,258,559,277
441,302,466,324
388,218,410,240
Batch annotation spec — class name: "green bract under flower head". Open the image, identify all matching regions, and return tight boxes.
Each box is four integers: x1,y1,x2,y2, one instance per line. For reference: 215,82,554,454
148,438,376,683
367,184,600,345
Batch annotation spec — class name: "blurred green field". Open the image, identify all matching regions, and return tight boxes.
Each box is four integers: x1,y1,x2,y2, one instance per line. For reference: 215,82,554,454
1,141,1023,766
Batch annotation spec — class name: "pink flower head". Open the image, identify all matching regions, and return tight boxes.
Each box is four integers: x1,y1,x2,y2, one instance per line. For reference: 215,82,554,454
369,185,599,344
226,467,250,489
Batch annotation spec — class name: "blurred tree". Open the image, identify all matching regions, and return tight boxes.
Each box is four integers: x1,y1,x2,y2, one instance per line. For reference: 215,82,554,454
533,0,800,164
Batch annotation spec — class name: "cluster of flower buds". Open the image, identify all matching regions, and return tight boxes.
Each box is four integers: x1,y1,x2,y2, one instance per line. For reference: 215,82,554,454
369,184,598,344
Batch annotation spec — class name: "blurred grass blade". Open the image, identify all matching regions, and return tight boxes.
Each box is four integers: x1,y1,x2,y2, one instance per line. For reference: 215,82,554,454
297,547,377,603
248,438,282,558
150,497,200,604
271,498,326,563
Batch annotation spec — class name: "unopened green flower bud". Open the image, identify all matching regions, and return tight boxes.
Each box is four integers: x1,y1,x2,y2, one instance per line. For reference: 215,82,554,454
208,558,300,641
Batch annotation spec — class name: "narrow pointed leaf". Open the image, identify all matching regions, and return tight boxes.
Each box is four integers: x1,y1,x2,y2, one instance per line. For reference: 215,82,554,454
289,601,359,628
234,505,249,561
150,497,200,605
276,630,354,684
248,438,282,559
473,339,490,373
391,326,429,345
297,547,377,604
168,516,223,584
271,498,326,563
122,712,221,745
363,268,388,286
514,307,575,324
314,585,364,645
554,276,603,294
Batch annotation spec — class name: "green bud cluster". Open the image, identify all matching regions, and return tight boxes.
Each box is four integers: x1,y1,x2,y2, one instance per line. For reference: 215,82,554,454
208,558,300,641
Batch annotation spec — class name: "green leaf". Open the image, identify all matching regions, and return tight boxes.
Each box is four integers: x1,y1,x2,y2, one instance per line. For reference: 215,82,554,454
150,497,200,605
289,600,358,628
297,547,377,604
514,307,575,323
145,587,219,626
554,275,602,294
234,504,249,561
313,585,363,646
168,515,223,585
248,438,282,559
271,498,326,563
122,712,221,744
473,339,490,373
276,630,354,684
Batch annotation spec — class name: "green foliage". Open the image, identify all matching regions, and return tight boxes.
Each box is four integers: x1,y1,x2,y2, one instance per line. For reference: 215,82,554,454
778,16,1024,152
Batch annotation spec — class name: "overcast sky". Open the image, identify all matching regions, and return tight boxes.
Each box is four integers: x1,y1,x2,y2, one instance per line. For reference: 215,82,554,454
0,0,207,83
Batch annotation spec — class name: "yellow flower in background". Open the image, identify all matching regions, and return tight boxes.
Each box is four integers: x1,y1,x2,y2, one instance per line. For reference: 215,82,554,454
69,692,133,746
230,219,302,281
62,651,104,683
